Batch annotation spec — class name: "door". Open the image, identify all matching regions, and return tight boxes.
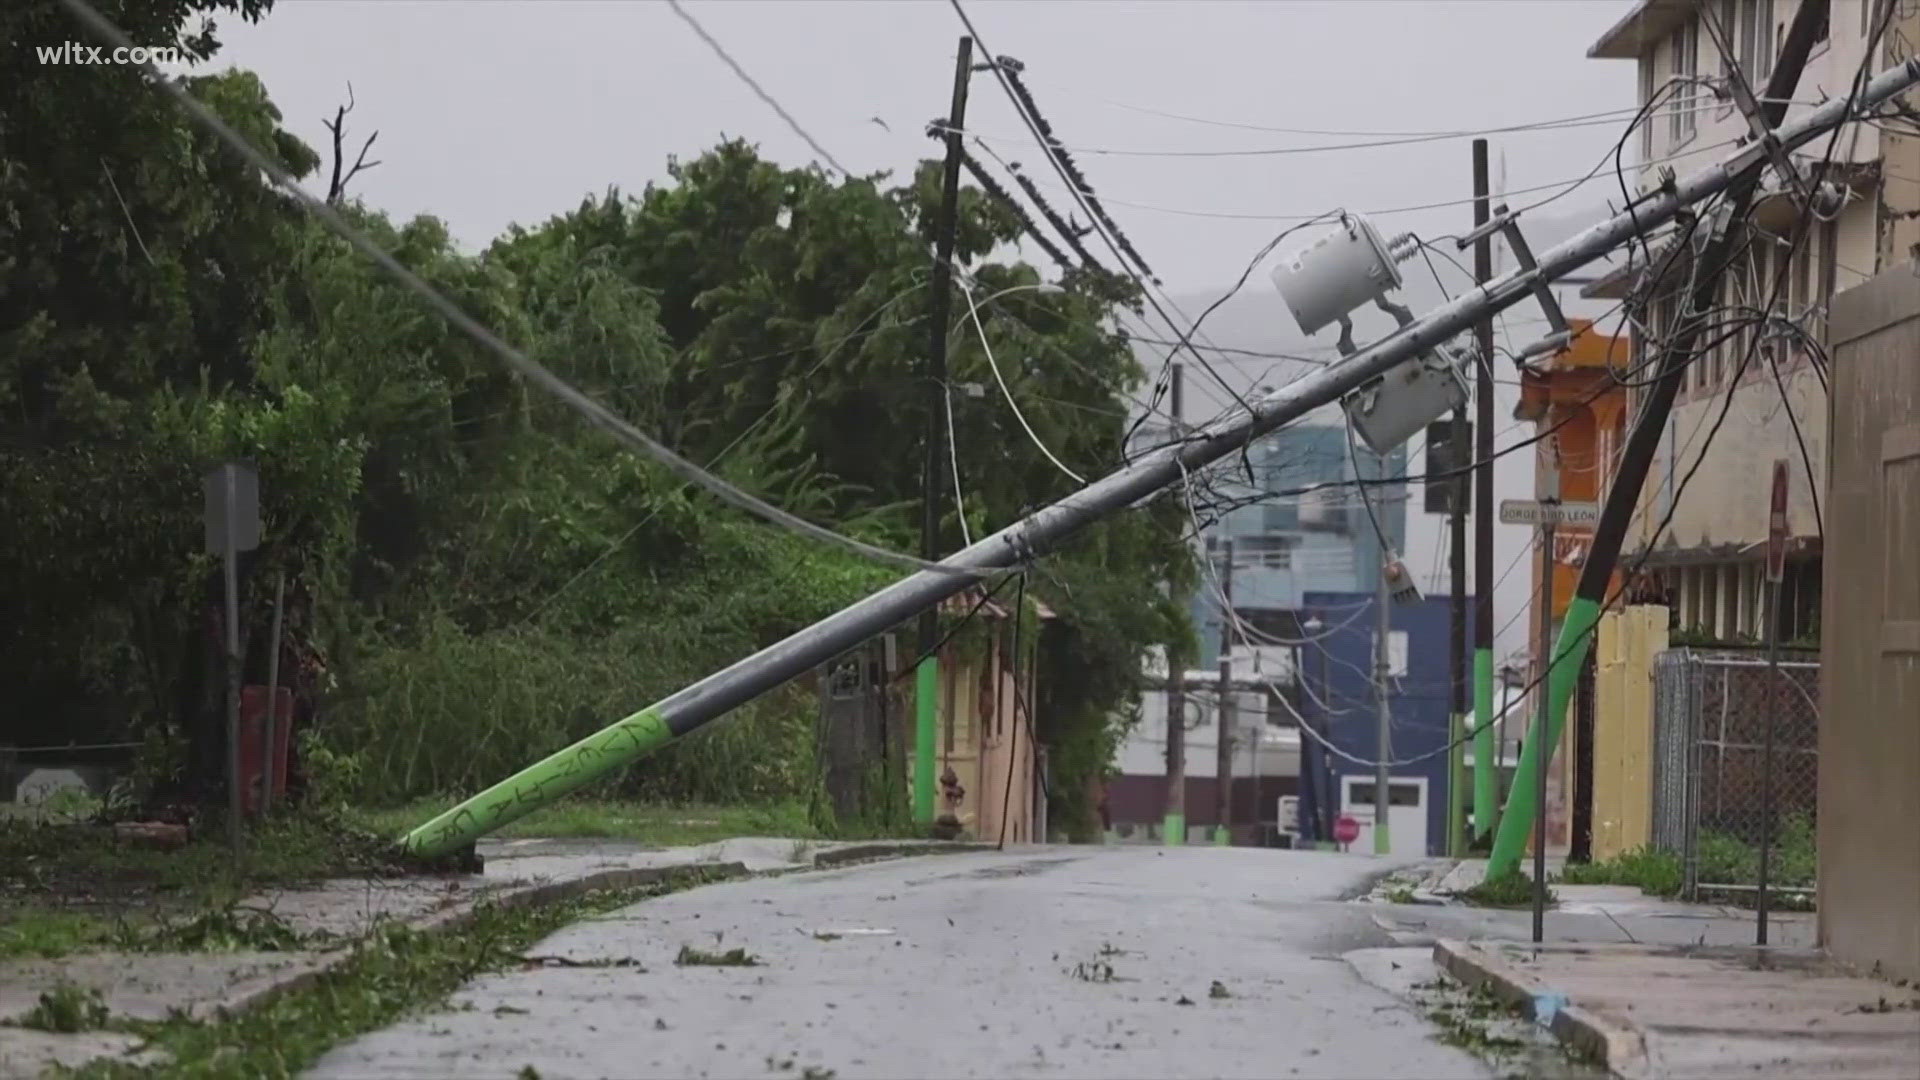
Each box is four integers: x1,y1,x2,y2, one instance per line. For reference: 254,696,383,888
1341,775,1429,857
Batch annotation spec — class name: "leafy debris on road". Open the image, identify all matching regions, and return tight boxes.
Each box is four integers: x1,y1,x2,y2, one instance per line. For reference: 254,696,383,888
1175,994,1196,1006
1209,980,1231,999
518,953,645,969
676,944,761,967
18,982,112,1032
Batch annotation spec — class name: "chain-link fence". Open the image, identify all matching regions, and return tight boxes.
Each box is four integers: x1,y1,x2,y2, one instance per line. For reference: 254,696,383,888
1650,647,1820,902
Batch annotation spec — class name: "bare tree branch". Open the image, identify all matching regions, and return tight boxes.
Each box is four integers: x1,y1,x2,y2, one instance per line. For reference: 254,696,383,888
322,82,381,204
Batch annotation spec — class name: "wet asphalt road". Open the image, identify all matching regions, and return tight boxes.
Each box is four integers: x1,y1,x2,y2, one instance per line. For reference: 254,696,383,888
308,845,1491,1079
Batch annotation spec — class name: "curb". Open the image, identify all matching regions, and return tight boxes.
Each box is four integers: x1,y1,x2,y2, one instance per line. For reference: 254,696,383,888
810,841,994,868
206,841,991,1017
1431,939,1649,1079
210,860,756,1020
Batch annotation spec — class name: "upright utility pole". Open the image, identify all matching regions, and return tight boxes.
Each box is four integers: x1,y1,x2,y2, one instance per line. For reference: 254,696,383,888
1529,447,1560,942
1374,554,1392,856
1163,363,1187,848
915,34,972,828
1216,539,1235,845
1486,0,1835,879
1447,430,1468,855
1471,137,1498,847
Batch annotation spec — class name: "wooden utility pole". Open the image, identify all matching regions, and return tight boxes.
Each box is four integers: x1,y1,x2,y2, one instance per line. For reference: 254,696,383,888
1163,363,1187,847
915,34,972,827
1471,137,1497,847
1215,538,1235,844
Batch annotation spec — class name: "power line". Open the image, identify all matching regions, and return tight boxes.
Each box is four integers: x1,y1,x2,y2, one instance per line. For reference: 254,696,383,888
1012,136,1743,223
960,283,1087,485
955,97,1747,159
945,0,1257,426
665,0,853,176
1010,77,1730,138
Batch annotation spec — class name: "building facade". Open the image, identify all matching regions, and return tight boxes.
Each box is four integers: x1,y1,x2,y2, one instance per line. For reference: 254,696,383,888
1583,0,1917,644
1108,419,1410,843
1295,591,1474,858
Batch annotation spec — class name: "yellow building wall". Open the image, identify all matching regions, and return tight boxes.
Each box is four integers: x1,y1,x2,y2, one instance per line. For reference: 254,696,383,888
1591,605,1669,860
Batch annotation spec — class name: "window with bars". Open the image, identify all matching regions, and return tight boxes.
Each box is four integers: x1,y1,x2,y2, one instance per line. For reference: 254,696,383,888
1670,20,1699,145
1640,55,1657,162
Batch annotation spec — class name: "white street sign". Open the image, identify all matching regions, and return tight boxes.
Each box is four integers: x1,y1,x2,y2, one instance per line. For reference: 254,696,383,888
1499,499,1600,527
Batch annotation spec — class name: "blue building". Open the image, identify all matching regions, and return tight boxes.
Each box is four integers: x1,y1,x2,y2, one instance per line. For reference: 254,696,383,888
1173,423,1408,667
1294,590,1473,857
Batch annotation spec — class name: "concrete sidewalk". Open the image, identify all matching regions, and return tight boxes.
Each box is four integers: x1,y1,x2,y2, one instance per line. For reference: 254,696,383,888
0,837,983,1077
1436,939,1920,1079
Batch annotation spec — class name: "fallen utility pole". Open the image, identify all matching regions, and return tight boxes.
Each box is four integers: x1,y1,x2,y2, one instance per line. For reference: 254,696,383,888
401,54,1920,857
1484,0,1841,879
916,34,974,828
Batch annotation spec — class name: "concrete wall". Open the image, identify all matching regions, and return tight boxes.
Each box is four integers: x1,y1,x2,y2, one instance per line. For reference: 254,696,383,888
1591,606,1670,860
1878,0,1920,268
1819,258,1920,982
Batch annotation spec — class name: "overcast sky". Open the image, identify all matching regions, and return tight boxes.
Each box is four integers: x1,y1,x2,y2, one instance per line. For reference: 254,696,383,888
206,0,1653,660
211,0,1641,290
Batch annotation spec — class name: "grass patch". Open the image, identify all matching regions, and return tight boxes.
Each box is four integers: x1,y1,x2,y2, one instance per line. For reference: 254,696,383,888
1,814,414,906
1460,868,1554,909
0,908,126,960
1556,846,1683,896
347,799,820,847
0,812,450,959
67,869,730,1078
1556,815,1816,910
17,983,113,1033
674,944,759,967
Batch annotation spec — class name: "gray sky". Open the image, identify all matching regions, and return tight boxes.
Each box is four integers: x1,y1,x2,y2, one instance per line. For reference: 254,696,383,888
210,0,1649,659
214,0,1636,292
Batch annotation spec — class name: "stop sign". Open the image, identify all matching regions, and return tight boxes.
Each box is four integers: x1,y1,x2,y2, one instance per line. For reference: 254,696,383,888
1333,814,1361,845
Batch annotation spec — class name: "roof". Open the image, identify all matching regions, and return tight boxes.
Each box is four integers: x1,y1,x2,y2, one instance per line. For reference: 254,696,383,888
1588,0,1696,59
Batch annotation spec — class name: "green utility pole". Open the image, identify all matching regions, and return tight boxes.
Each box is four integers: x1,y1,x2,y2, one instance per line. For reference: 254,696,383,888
1471,137,1498,847
915,35,972,827
1486,0,1831,879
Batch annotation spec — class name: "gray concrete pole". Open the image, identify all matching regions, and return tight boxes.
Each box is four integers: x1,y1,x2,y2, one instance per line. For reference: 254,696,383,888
400,59,1920,855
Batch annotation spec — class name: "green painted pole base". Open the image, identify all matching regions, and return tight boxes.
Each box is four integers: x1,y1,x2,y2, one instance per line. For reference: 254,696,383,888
913,658,937,826
1486,596,1601,878
401,708,671,855
1472,649,1496,844
1214,826,1230,845
1163,812,1186,847
1374,823,1392,856
1447,712,1467,858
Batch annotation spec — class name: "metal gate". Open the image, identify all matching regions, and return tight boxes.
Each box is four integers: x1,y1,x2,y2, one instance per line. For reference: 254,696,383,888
1650,647,1820,900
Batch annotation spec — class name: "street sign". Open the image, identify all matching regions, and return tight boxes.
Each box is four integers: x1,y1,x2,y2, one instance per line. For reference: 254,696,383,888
1766,460,1789,583
1333,814,1361,845
1498,499,1599,527
203,462,261,555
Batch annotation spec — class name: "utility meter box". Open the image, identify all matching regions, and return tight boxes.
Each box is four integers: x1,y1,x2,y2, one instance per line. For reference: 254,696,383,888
1271,215,1403,336
1342,351,1469,456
